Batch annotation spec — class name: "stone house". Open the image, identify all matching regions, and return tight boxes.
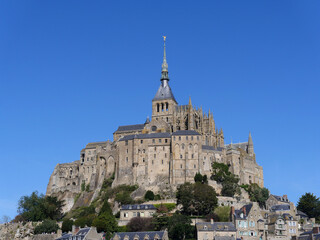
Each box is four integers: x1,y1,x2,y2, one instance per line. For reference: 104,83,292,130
266,195,290,211
231,202,266,240
196,221,237,240
111,230,168,240
118,204,157,226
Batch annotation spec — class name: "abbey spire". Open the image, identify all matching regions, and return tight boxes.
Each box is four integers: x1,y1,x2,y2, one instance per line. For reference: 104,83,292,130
153,37,177,103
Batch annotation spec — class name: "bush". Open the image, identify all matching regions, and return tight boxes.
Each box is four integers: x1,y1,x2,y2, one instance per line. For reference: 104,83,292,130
74,214,96,227
127,217,154,232
92,212,117,237
154,203,176,212
115,192,134,205
34,219,59,234
213,206,231,222
145,190,155,201
62,219,74,233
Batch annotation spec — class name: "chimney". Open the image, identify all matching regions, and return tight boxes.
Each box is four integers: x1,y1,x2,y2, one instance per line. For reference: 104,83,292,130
283,195,288,200
243,206,247,216
313,226,320,234
72,225,80,235
231,206,235,216
211,218,214,224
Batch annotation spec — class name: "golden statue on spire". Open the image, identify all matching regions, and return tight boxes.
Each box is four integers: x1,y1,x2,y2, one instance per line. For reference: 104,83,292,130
163,36,166,42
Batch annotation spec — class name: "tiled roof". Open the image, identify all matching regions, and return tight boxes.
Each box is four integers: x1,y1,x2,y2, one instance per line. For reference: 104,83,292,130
111,231,166,240
121,204,156,210
119,132,171,141
172,130,200,136
196,222,236,232
153,82,177,103
116,124,145,132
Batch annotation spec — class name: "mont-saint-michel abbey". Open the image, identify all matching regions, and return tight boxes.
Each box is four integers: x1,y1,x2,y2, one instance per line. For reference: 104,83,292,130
46,39,263,212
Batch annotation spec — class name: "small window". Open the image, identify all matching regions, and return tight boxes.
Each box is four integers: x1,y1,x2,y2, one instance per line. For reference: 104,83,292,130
180,154,182,159
165,153,167,158
126,157,128,162
141,140,143,144
143,158,145,162
174,136,176,140
197,136,199,140
152,139,155,143
152,160,154,164
154,154,156,158
125,140,128,146
126,149,128,153
186,136,188,140
162,160,164,164
192,154,194,158
179,136,181,141
180,164,183,169
159,139,162,143
165,139,168,143
152,126,157,131
194,164,196,168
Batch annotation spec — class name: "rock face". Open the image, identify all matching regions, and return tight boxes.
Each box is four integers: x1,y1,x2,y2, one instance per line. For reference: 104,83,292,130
0,222,59,240
46,43,264,212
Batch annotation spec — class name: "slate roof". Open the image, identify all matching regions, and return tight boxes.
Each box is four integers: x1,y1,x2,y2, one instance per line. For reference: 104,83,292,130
119,132,171,141
172,130,200,136
116,124,145,132
56,233,72,240
121,204,156,210
272,194,290,203
202,145,224,151
153,82,177,103
270,204,290,212
297,210,309,218
111,231,166,240
76,227,90,236
234,204,253,220
215,236,235,240
196,222,237,232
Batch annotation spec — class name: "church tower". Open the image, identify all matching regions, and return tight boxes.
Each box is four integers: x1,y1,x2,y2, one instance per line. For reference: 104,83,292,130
152,37,177,124
247,132,254,157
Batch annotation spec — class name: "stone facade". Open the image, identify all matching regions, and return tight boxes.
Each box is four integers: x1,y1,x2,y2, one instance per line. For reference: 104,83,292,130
46,40,264,212
196,221,237,240
118,204,157,226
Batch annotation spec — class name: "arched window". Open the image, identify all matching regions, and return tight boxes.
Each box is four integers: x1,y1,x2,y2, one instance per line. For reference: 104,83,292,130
166,102,169,111
157,103,159,112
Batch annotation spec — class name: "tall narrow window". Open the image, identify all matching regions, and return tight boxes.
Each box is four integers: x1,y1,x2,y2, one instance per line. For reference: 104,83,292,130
157,103,160,112
166,102,169,111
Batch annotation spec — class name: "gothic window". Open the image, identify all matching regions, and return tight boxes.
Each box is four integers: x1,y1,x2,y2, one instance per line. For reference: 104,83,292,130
157,103,159,112
165,139,168,143
162,160,163,164
166,102,168,111
141,140,143,144
161,103,164,112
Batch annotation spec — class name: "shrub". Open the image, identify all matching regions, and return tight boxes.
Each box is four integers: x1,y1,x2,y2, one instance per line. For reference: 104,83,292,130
127,217,154,232
145,190,155,201
74,214,96,227
154,203,176,212
62,219,74,233
34,219,59,234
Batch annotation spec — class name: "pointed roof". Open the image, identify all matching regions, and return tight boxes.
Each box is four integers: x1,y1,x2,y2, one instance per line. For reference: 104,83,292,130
153,37,177,103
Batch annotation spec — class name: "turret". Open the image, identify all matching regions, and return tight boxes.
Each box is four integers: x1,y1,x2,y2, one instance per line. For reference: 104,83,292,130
247,132,254,157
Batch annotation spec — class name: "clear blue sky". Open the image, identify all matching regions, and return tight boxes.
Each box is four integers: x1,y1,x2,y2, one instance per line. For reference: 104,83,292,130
1,1,319,219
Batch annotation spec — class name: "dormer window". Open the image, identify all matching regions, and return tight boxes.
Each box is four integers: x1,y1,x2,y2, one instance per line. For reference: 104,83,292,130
204,225,208,230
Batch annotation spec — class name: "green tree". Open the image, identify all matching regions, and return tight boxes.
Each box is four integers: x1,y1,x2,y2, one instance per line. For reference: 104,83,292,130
18,191,64,221
246,184,269,208
127,217,154,232
92,212,117,238
194,173,203,183
211,163,240,197
144,190,155,201
168,214,195,240
297,193,320,219
115,192,134,204
74,214,96,227
213,206,231,222
62,219,74,233
34,219,59,234
177,182,218,216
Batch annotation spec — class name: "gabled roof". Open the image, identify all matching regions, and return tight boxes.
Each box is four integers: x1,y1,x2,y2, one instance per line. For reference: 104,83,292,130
271,194,290,203
234,204,253,220
297,210,309,218
111,231,166,240
172,130,200,136
76,227,90,236
196,222,236,232
56,233,72,240
121,204,156,210
116,124,145,132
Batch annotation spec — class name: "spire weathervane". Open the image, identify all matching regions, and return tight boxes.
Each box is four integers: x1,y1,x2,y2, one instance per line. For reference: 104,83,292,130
161,36,169,82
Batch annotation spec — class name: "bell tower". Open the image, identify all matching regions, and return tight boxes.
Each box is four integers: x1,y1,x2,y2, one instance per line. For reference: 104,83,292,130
152,37,177,124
